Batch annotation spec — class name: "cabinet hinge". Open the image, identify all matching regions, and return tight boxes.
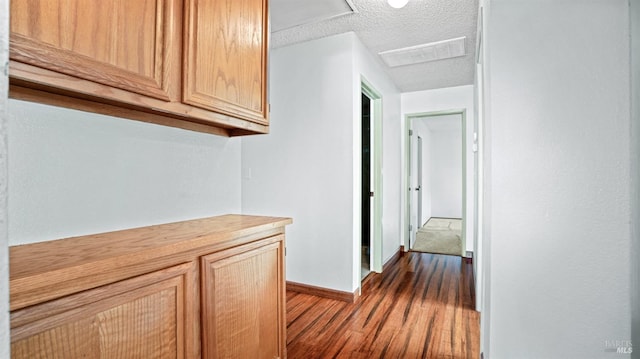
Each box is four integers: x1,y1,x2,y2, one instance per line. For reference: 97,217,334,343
409,129,413,136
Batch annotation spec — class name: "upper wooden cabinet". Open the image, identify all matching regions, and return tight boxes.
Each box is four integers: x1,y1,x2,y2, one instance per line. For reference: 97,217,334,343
9,0,270,137
184,0,269,125
10,0,182,102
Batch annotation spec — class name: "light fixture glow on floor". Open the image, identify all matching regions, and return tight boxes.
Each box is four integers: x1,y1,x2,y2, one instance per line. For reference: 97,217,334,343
387,0,409,9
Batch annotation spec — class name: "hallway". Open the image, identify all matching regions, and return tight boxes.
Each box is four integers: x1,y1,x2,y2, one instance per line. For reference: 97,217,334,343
412,218,463,256
287,252,479,358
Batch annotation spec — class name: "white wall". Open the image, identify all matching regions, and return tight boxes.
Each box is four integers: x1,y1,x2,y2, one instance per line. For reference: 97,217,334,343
401,85,475,253
242,33,355,292
483,1,631,357
242,32,401,293
8,100,242,245
0,0,10,356
631,0,640,356
429,126,462,218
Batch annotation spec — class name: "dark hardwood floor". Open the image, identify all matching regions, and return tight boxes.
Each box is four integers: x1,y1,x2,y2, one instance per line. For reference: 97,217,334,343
286,252,480,359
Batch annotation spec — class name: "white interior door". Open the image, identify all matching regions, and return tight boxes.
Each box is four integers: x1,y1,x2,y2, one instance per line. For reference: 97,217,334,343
417,136,423,229
369,99,375,268
362,80,383,274
409,128,420,249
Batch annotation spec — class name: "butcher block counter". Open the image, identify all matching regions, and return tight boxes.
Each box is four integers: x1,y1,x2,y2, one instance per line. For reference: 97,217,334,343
9,214,292,359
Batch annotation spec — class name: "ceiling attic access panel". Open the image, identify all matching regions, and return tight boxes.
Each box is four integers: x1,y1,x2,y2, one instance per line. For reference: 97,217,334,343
183,0,269,126
9,0,180,101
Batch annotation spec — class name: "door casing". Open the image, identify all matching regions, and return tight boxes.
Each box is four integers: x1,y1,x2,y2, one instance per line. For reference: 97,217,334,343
404,110,467,257
360,78,383,282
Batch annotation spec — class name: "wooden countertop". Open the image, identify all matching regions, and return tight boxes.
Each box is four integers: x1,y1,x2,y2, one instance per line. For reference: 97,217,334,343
9,214,292,311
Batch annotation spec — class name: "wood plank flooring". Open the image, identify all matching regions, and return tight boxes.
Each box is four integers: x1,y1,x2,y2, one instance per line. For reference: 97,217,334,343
286,252,479,359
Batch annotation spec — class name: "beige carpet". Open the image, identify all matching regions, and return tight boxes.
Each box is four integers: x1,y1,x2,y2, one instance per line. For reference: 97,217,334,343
412,218,462,256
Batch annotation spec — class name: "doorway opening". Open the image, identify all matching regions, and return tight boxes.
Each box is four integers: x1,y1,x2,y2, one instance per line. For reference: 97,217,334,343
404,110,467,257
361,92,372,280
360,78,383,284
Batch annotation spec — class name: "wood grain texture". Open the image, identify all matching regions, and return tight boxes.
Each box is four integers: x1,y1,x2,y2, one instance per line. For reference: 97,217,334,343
11,261,199,359
286,252,480,359
8,81,269,136
8,0,270,136
361,246,404,290
288,247,405,304
286,282,358,303
201,239,285,359
183,0,269,124
10,0,182,101
9,215,292,311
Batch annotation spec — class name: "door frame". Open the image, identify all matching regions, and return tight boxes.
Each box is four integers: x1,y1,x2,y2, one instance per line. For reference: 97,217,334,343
361,78,383,276
416,135,423,230
404,110,467,256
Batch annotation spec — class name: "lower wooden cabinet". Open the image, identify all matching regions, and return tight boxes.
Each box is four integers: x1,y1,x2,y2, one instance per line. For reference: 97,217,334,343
11,262,199,359
9,215,291,359
201,238,285,359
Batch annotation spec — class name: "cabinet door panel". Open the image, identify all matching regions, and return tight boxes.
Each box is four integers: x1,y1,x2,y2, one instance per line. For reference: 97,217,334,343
201,239,284,359
10,0,181,101
11,262,198,359
184,0,268,124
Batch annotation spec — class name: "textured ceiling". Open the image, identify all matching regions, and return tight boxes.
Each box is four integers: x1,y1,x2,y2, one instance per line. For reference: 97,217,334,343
270,0,355,32
271,0,479,92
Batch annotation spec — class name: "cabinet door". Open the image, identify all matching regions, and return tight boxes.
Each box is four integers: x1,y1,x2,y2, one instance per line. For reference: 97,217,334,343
201,237,285,359
184,0,269,125
10,262,199,359
10,0,181,101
